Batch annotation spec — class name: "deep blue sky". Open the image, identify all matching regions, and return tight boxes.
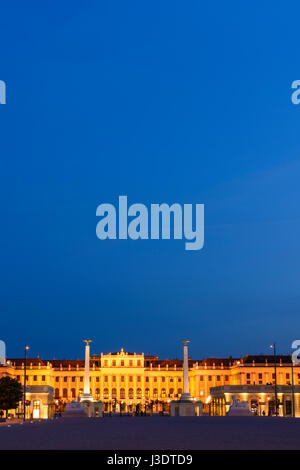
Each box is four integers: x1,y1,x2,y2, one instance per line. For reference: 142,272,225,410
0,1,300,361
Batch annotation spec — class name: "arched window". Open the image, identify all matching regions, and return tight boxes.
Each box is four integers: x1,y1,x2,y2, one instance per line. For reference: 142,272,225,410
71,388,76,398
153,388,158,398
103,388,109,399
145,388,150,399
55,388,59,398
129,388,134,399
120,388,125,399
178,388,182,396
63,388,68,398
169,388,174,397
112,388,117,399
95,388,100,399
137,388,142,399
161,388,166,398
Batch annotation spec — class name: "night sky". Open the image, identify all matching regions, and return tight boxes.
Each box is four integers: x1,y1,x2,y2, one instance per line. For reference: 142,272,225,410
1,1,300,361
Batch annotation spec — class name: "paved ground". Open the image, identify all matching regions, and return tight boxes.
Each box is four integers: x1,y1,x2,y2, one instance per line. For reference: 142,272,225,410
0,416,300,449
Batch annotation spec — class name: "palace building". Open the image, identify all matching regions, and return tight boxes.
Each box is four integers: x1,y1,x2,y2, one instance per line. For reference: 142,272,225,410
1,348,300,418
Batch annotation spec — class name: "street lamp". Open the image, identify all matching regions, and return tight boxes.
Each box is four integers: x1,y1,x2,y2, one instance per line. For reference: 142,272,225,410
270,343,278,416
23,345,29,422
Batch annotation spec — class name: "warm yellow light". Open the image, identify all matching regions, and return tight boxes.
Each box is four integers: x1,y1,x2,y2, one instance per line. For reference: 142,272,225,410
206,395,212,404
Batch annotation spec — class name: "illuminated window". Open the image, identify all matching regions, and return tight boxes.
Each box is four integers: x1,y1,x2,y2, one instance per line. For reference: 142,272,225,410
112,360,116,366
121,360,124,366
137,376,141,382
103,388,109,399
120,388,125,399
145,388,150,399
112,376,116,382
33,401,40,419
153,388,158,398
137,388,142,398
112,388,117,398
137,360,141,366
161,388,166,398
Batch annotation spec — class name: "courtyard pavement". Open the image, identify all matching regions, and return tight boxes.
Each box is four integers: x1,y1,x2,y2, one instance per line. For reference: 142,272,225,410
0,416,300,450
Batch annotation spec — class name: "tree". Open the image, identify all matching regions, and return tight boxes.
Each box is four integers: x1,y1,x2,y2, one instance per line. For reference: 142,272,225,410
0,376,23,418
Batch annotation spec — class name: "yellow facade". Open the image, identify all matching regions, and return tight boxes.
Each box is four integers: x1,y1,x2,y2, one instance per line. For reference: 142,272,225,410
210,385,300,417
1,349,300,414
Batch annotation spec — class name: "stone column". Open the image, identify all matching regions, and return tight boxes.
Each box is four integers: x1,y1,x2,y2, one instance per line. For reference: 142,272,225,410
181,340,192,401
84,341,91,394
0,340,6,365
80,340,93,402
